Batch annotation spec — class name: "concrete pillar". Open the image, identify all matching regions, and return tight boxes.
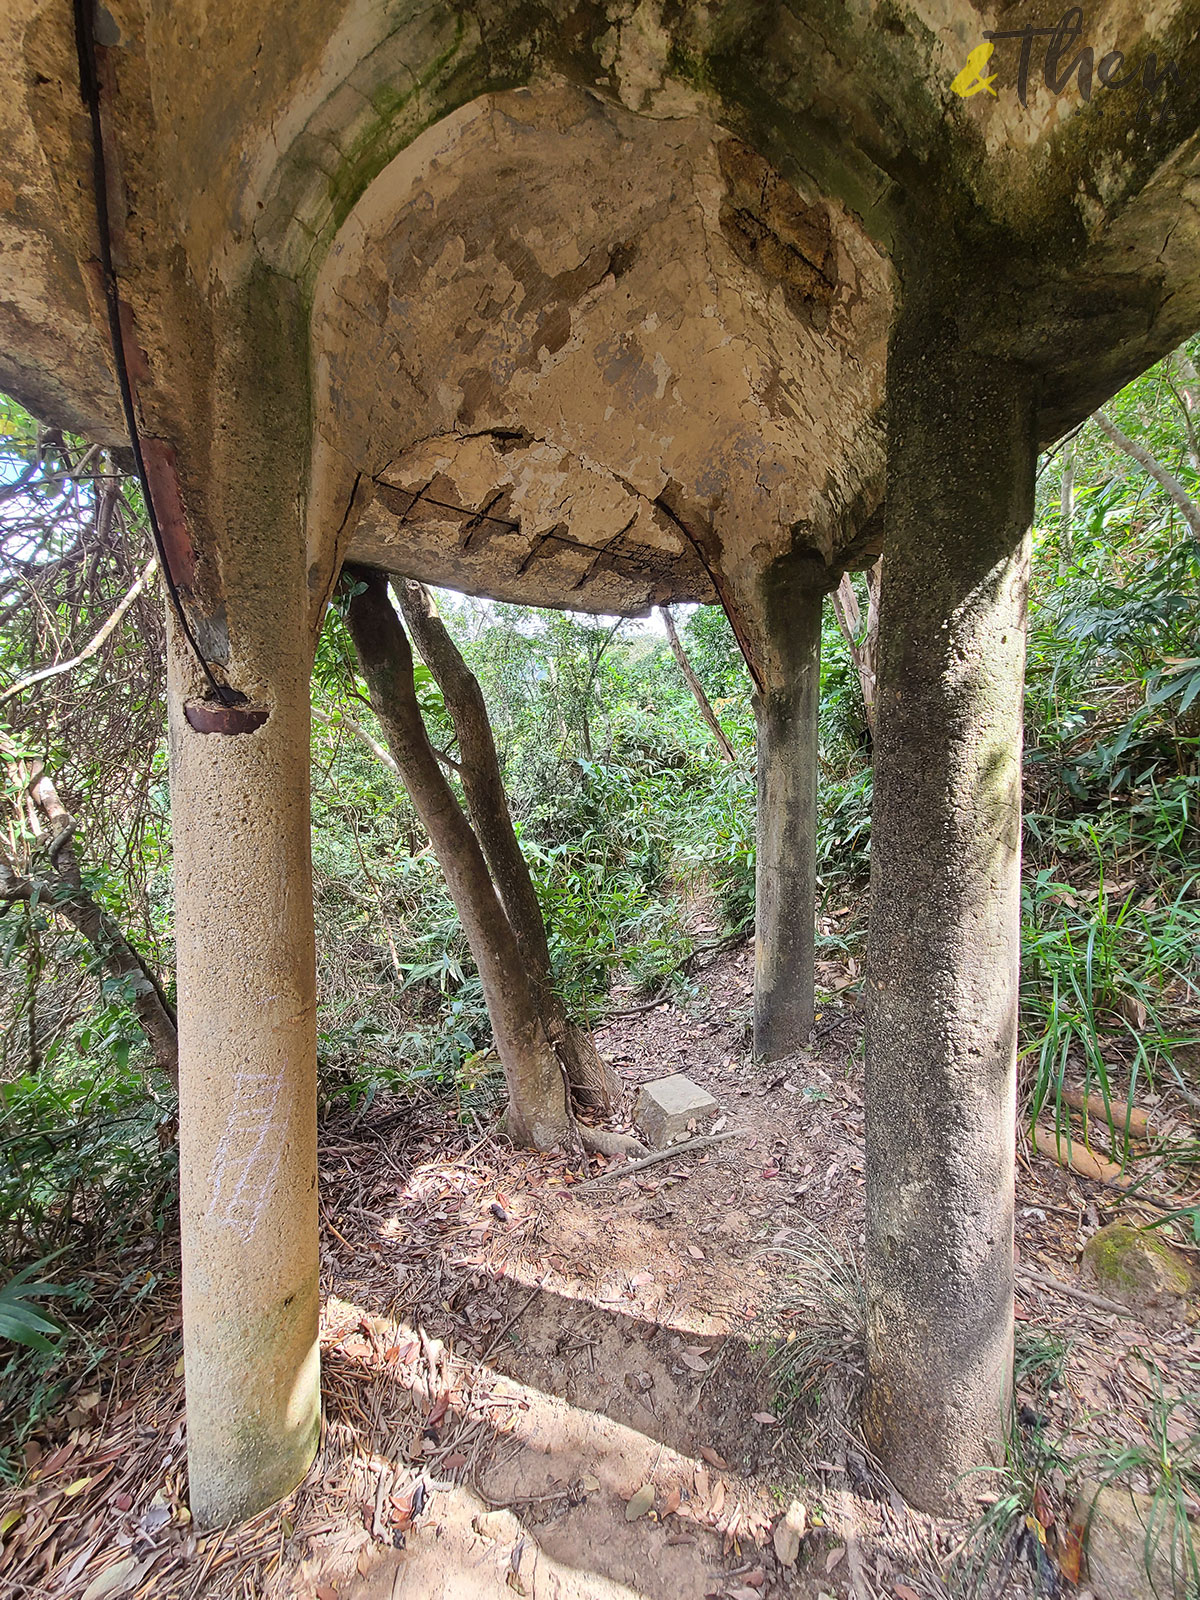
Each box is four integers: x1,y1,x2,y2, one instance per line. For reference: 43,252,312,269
169,593,320,1526
863,316,1035,1512
753,564,823,1062
167,284,321,1529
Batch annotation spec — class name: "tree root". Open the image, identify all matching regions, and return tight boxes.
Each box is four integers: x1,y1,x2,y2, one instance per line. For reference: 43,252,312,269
578,1126,648,1161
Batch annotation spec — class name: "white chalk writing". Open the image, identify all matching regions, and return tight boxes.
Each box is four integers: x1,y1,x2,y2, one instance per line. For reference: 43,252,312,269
204,1065,287,1241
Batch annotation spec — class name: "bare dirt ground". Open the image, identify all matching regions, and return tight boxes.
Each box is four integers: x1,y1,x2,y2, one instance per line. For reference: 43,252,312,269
1,946,1197,1600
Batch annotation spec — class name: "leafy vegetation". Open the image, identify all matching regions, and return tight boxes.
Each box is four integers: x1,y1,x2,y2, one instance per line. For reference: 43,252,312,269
0,337,1198,1491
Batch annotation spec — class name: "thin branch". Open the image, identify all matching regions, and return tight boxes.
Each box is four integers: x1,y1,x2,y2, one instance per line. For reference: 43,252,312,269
0,556,156,705
659,606,736,761
312,702,460,773
1094,410,1200,546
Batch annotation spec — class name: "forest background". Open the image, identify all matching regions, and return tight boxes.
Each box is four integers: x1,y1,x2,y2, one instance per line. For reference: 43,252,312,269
0,340,1197,1480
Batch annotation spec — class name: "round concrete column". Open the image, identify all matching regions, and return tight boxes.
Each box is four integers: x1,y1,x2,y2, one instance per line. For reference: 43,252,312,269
753,570,822,1062
864,324,1035,1512
169,601,320,1527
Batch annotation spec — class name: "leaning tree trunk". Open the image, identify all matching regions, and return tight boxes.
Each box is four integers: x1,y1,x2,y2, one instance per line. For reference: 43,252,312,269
343,567,574,1150
397,580,620,1111
658,605,737,761
752,559,823,1062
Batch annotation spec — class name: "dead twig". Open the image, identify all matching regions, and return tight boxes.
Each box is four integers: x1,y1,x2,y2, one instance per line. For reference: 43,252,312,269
1016,1267,1141,1320
574,1130,741,1189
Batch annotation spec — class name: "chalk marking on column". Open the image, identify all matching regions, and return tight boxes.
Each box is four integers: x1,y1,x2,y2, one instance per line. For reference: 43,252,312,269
204,1062,288,1241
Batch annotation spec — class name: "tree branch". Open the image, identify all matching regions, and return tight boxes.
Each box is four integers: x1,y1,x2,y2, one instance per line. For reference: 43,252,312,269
659,606,736,761
1094,410,1200,546
311,701,460,773
0,556,156,705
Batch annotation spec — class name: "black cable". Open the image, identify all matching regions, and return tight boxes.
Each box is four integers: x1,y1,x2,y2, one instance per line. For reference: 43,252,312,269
72,0,233,704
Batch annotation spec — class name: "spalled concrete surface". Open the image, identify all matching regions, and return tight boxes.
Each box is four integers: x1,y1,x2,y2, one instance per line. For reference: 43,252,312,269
634,1074,719,1149
309,85,892,624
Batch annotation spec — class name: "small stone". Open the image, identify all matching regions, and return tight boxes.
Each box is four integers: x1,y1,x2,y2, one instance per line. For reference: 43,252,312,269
1081,1222,1194,1319
634,1074,718,1148
773,1499,807,1567
475,1509,522,1542
1072,1480,1198,1600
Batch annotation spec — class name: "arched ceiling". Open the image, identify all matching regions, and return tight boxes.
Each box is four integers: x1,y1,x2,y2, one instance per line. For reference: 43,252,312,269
313,86,893,616
1,0,1200,644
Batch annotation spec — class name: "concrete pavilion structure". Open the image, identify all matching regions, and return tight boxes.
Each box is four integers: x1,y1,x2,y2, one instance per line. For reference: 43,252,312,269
1,0,1198,1525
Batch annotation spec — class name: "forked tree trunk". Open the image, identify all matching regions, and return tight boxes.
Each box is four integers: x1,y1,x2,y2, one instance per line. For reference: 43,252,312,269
1094,409,1200,546
864,311,1033,1513
343,567,574,1150
397,580,619,1111
658,606,737,761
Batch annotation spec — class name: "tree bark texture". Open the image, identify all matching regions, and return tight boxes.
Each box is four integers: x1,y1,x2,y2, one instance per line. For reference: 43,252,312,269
864,321,1034,1514
658,605,737,761
753,566,822,1062
397,580,619,1111
343,568,574,1149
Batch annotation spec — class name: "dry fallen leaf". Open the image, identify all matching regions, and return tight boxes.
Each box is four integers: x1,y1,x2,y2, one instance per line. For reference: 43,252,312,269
80,1560,146,1600
750,1412,777,1425
663,1487,681,1516
625,1483,655,1521
826,1545,846,1572
1033,1483,1055,1530
687,1245,705,1260
442,1452,468,1471
708,1479,726,1518
1115,992,1148,1031
679,1351,709,1373
1057,1522,1084,1584
427,1394,450,1427
894,1585,921,1600
699,1446,729,1469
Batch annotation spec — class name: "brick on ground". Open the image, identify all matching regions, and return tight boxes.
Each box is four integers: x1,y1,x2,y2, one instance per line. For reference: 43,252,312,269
633,1074,719,1149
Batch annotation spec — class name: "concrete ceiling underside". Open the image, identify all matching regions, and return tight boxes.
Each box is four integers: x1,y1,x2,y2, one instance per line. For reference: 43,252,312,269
316,87,892,615
1,2,1199,624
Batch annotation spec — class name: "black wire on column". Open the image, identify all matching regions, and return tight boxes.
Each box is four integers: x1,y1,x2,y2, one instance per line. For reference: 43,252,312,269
72,0,234,705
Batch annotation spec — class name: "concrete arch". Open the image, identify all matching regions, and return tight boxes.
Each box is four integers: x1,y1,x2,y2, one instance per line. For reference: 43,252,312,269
307,83,892,645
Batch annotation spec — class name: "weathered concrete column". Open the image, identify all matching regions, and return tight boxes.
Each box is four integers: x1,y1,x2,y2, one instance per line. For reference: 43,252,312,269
864,314,1035,1512
166,287,321,1528
170,596,320,1526
753,560,824,1062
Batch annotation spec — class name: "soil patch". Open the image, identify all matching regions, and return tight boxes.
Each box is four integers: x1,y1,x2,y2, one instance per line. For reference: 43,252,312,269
1,946,1196,1599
